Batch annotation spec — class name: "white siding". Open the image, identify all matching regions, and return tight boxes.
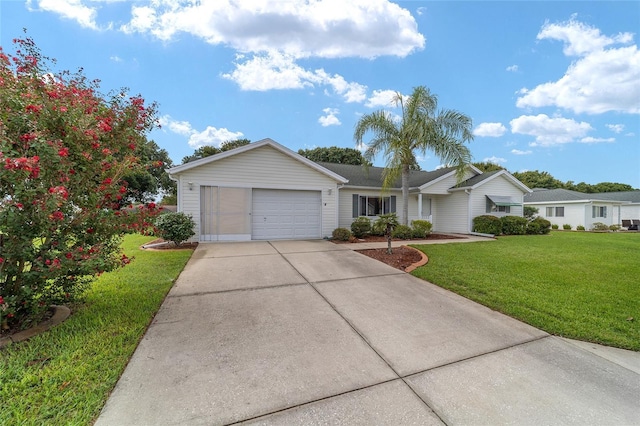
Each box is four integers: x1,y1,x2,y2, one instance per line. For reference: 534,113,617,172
337,188,408,229
173,145,340,240
621,204,640,222
432,191,470,234
420,171,473,194
531,202,620,230
469,176,525,225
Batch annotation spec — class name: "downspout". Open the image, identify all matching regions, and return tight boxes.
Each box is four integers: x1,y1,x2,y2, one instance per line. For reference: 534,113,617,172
465,189,472,234
335,184,345,234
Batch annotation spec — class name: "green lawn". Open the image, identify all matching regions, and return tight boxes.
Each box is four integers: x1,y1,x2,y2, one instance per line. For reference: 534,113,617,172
0,234,193,425
411,231,639,351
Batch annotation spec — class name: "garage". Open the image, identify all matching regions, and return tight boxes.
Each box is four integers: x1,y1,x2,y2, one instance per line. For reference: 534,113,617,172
252,189,321,240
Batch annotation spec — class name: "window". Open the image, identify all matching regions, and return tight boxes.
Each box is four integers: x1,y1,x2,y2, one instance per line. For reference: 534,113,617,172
352,194,396,217
486,197,510,213
592,206,607,218
546,206,564,217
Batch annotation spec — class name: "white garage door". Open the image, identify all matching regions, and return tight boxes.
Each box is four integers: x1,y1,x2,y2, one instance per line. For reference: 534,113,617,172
252,189,321,240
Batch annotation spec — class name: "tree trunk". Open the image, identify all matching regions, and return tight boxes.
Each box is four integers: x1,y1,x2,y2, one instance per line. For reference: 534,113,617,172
401,164,410,225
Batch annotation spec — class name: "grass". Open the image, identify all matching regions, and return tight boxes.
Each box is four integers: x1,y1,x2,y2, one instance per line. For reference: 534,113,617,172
0,234,193,425
411,231,640,351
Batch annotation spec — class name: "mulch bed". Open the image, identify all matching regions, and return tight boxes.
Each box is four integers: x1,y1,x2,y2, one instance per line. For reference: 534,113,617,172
356,246,423,271
332,233,465,244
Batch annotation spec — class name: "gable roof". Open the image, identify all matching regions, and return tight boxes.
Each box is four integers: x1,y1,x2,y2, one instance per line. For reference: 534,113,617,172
167,138,348,183
524,188,630,204
450,169,532,193
317,162,457,189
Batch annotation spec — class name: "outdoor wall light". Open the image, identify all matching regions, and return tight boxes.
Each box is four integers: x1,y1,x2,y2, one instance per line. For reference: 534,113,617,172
188,182,194,191
328,188,332,195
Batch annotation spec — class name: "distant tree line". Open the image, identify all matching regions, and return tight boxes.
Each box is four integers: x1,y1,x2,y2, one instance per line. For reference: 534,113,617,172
472,162,637,193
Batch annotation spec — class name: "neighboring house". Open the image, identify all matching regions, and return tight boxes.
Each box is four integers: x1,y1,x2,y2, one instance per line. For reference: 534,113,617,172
523,188,639,229
167,138,531,242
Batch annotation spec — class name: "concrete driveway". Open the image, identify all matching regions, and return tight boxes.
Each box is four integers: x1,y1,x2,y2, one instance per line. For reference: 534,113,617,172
96,240,640,425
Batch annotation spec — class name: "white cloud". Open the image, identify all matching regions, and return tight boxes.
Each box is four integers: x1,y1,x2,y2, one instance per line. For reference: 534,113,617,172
517,17,640,114
120,0,425,59
222,52,367,102
365,90,400,108
511,149,532,155
318,108,341,127
506,65,518,72
159,115,243,148
473,122,507,137
606,124,625,134
579,137,615,144
28,0,99,30
110,55,122,62
483,156,507,164
416,7,427,16
510,114,593,147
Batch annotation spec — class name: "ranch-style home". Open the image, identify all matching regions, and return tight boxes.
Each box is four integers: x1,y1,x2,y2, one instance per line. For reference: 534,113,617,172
167,138,531,242
524,188,640,230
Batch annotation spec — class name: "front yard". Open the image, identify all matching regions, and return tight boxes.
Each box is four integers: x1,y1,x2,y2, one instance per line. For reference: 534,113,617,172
0,234,193,425
411,231,640,351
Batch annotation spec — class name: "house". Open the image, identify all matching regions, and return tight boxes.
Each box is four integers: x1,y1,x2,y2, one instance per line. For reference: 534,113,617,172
523,188,640,229
167,138,531,242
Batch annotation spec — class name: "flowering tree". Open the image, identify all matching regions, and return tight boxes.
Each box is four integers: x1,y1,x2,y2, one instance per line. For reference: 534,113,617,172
0,37,159,331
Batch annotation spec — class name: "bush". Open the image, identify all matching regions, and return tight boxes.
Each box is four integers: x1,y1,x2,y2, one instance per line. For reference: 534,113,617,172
563,224,572,230
350,217,372,238
577,225,586,231
551,224,559,230
609,224,621,231
154,212,196,245
370,219,386,236
332,227,352,241
411,220,433,238
501,216,528,235
391,224,413,239
527,217,551,235
591,222,609,231
473,215,502,235
524,206,539,221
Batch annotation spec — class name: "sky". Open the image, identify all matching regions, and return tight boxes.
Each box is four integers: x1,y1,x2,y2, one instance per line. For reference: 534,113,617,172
1,0,639,188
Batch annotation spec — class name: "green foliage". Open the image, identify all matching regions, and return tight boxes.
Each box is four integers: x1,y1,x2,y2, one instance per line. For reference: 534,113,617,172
297,146,371,166
526,217,551,235
500,216,528,235
354,85,473,225
411,220,432,238
591,222,609,231
181,139,251,163
350,217,372,238
563,224,572,230
154,212,196,245
0,235,193,424
0,37,159,329
552,224,559,230
473,215,502,235
512,170,566,190
577,225,586,231
391,224,413,239
332,228,352,241
121,140,176,205
411,232,640,350
370,218,386,236
609,224,621,231
523,206,539,220
472,162,505,173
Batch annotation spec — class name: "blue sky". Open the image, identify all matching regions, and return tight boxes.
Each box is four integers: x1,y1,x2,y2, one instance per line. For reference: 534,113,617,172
2,1,639,188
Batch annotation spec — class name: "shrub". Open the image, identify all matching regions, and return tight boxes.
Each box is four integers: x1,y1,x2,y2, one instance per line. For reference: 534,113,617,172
376,213,400,254
609,224,621,231
501,216,528,235
350,217,372,238
332,227,352,241
563,224,572,230
411,220,433,238
154,212,196,245
577,225,586,231
370,219,386,236
551,224,559,230
527,217,551,235
473,215,502,235
591,222,609,231
524,206,539,221
0,37,159,330
391,224,413,239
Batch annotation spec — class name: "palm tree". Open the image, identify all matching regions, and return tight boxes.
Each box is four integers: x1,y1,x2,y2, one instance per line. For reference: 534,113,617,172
354,86,474,225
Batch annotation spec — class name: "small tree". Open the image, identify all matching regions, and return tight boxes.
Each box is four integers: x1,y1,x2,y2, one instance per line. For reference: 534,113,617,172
154,213,196,246
0,37,158,330
376,213,399,254
524,206,539,221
